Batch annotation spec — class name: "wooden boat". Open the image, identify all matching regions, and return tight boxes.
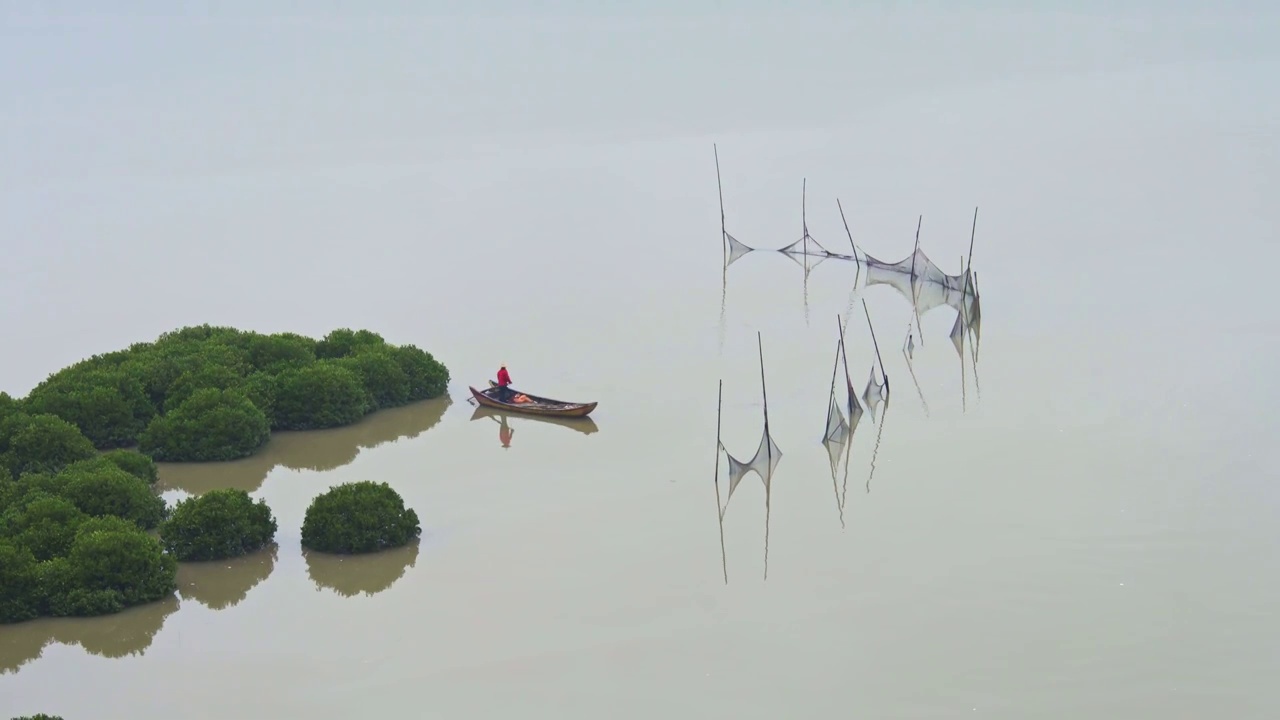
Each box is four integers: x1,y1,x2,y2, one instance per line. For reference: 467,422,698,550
468,381,598,418
469,405,599,435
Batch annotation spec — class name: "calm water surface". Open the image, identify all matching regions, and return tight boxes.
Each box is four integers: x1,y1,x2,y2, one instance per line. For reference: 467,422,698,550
2,7,1279,719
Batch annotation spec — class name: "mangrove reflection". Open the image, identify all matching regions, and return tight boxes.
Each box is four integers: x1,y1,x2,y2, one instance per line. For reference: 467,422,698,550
305,539,419,598
176,543,277,611
158,396,452,494
468,405,599,446
0,594,180,675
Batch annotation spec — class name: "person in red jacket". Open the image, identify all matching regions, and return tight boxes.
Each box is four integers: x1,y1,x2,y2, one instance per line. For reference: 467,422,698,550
495,363,513,402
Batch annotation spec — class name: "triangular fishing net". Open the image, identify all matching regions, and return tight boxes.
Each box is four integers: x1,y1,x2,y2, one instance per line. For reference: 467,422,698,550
720,426,781,509
966,279,982,340
824,395,850,445
824,420,848,476
862,246,976,320
781,245,829,272
949,312,966,358
862,364,887,422
725,232,755,267
779,233,837,258
847,377,864,424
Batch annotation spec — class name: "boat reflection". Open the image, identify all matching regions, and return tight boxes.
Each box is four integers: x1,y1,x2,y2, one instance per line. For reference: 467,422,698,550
468,406,599,446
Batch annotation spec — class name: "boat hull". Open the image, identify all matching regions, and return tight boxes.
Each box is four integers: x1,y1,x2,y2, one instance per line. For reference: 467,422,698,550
469,384,597,418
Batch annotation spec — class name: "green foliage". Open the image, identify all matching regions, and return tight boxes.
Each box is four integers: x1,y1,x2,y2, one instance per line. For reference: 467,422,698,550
75,514,145,537
56,459,167,530
139,388,270,462
0,449,175,624
160,489,277,561
239,331,318,373
337,348,411,410
315,328,387,360
0,469,16,515
272,362,371,430
0,413,98,478
63,523,177,610
24,367,155,448
12,472,68,500
241,371,277,423
17,326,449,467
0,540,40,623
301,481,421,554
19,515,179,619
390,345,451,400
0,492,86,561
162,364,244,413
123,338,251,410
101,448,159,485
10,714,66,719
0,391,21,420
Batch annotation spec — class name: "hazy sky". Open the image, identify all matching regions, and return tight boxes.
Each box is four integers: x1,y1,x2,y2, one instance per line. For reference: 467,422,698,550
2,3,1278,396
4,2,1278,180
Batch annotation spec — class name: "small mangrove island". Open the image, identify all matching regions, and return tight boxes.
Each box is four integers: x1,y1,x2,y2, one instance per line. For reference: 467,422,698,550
13,324,450,461
302,481,422,554
1,326,445,626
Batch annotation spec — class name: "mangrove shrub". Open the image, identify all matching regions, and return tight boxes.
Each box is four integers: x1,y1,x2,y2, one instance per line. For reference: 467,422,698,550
24,367,155,448
0,445,175,624
271,362,370,431
300,481,421,554
337,348,411,411
0,413,98,478
25,515,178,618
56,459,167,530
162,364,245,413
138,388,270,462
14,324,450,462
315,328,387,360
100,448,159,485
0,540,40,623
390,345,450,401
0,493,86,561
238,331,317,373
160,489,277,561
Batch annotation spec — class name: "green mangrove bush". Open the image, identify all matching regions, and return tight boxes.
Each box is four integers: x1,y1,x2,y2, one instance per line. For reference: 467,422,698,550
139,388,270,462
0,418,176,624
300,481,421,554
100,448,159,485
0,412,97,479
271,361,371,431
159,489,277,561
56,459,167,530
14,325,449,461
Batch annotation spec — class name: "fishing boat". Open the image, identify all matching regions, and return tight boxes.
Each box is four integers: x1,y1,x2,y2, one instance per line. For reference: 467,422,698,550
468,381,598,418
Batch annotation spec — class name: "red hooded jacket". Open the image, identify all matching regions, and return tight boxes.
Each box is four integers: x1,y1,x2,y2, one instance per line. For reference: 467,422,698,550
497,367,511,386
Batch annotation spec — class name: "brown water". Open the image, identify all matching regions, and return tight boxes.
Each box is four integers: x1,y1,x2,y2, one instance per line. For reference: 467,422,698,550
3,9,1280,719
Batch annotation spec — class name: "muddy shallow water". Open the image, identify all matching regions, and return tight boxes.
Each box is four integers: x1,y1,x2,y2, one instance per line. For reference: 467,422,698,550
3,7,1279,719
